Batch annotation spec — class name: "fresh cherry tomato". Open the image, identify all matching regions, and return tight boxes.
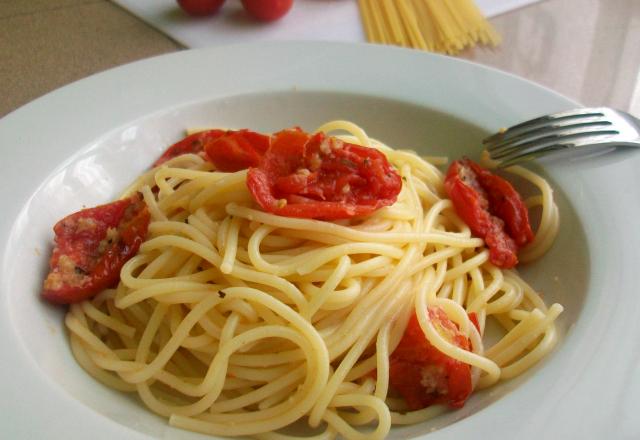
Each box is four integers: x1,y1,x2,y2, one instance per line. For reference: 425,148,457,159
444,159,533,268
246,128,402,220
177,0,226,16
241,0,293,22
153,129,225,167
388,307,473,410
42,195,150,304
203,129,271,172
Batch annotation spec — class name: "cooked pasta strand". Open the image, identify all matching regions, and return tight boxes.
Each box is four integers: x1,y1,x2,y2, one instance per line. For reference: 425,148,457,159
65,120,561,440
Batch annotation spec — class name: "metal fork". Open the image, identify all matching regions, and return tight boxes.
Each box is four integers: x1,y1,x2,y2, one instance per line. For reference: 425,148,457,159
483,107,640,167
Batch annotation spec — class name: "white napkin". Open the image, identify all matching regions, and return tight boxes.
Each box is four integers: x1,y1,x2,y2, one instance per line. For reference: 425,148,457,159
112,0,542,49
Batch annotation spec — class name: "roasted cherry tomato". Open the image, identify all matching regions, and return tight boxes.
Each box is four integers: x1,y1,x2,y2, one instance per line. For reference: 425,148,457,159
241,0,293,22
177,0,226,16
465,160,534,247
389,307,473,410
153,129,225,167
444,159,533,268
246,128,402,220
42,195,150,304
204,129,271,172
468,312,481,333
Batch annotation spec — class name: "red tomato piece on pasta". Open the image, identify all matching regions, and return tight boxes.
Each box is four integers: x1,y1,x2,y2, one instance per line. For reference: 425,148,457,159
153,129,225,167
468,312,481,333
389,307,473,410
444,159,534,268
42,195,150,304
204,129,271,172
246,128,402,220
465,160,534,247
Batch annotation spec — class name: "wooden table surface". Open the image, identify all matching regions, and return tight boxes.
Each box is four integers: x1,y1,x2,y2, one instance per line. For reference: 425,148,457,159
2,0,640,118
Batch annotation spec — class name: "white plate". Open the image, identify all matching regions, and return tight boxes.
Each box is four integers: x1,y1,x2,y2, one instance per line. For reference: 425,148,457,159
1,42,638,440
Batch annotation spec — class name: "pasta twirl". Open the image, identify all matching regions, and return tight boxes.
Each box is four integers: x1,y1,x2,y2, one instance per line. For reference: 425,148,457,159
65,120,562,439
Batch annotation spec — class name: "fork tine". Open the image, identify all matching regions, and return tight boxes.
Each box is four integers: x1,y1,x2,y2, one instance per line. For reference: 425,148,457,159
483,108,607,148
486,120,613,154
493,129,621,167
482,107,640,167
490,128,620,160
498,144,570,168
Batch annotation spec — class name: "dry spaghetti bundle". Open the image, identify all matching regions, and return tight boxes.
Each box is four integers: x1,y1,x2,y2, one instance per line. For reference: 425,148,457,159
358,0,501,54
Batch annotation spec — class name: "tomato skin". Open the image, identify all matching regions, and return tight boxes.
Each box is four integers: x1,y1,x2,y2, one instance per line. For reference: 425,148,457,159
445,159,530,268
204,129,271,172
246,129,402,220
241,0,293,22
468,312,481,333
42,195,150,304
389,308,473,410
177,0,226,16
153,129,225,167
466,160,534,247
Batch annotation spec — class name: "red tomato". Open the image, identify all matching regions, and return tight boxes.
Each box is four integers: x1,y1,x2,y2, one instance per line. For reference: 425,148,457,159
177,0,226,16
466,160,534,247
153,129,225,167
241,0,293,22
42,195,150,304
468,312,481,333
444,159,533,268
203,129,271,172
389,307,473,410
246,128,402,220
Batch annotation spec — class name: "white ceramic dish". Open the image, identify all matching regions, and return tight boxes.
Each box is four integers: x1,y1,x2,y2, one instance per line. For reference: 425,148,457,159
1,42,638,440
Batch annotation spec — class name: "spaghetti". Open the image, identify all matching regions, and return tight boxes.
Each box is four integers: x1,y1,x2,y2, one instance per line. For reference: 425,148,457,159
358,0,501,54
63,120,562,439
